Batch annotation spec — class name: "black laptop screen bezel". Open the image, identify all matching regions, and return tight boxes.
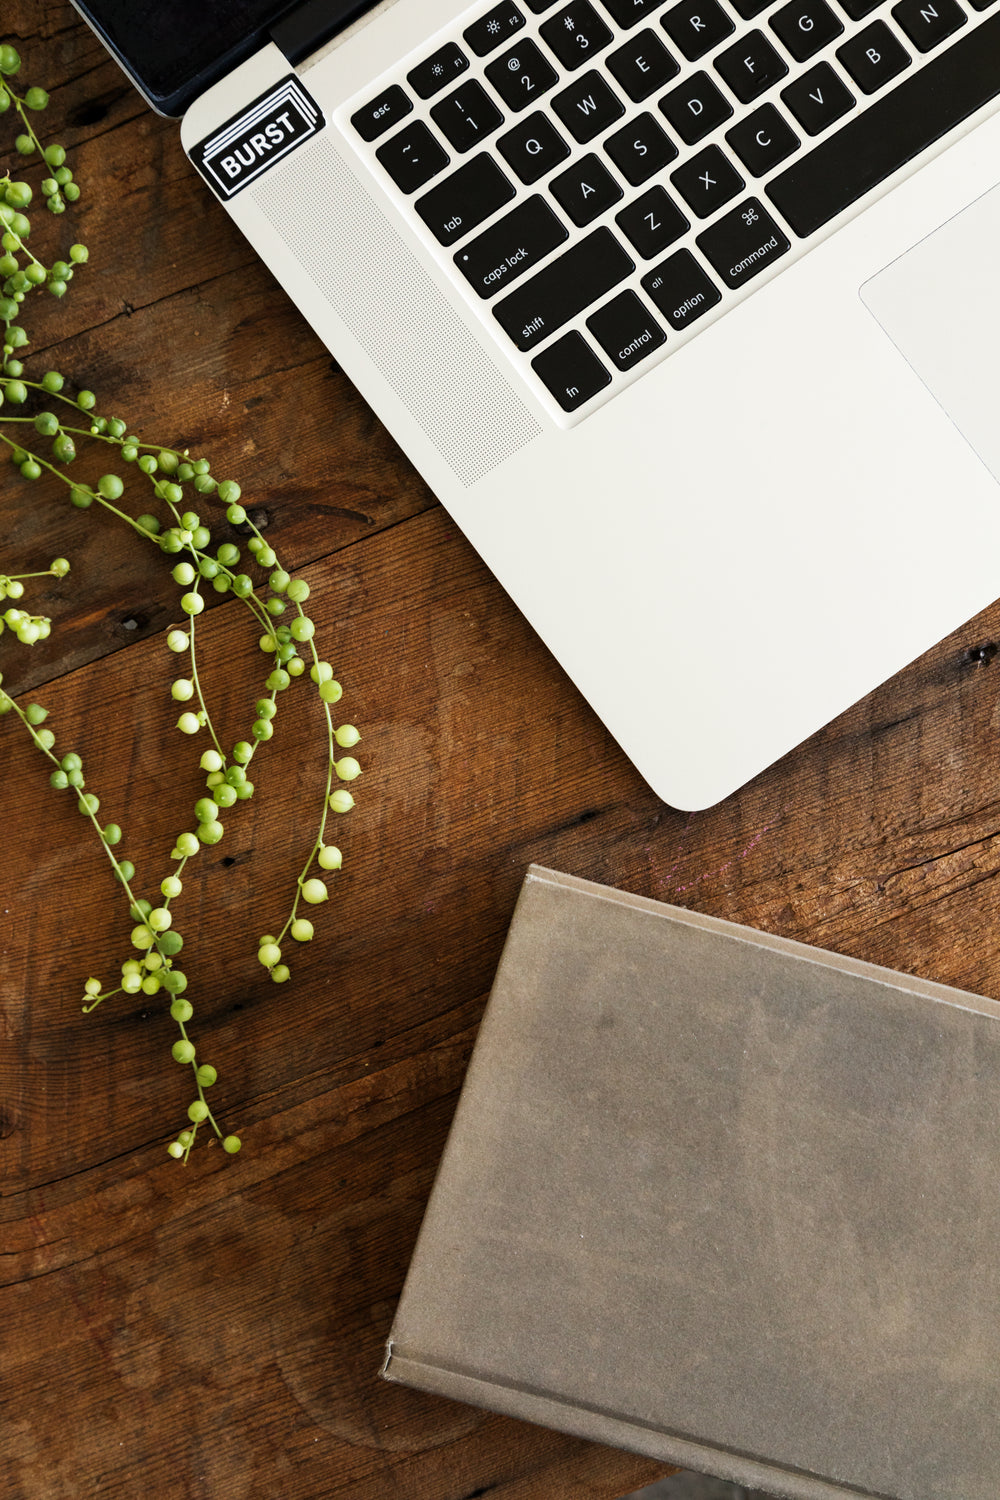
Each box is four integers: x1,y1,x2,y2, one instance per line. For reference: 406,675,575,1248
69,0,376,118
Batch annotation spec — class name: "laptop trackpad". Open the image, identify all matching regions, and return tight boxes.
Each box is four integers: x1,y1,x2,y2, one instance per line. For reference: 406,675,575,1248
861,180,1000,485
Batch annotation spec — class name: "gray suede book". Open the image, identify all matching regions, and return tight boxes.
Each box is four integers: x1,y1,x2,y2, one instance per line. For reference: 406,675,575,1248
383,866,1000,1500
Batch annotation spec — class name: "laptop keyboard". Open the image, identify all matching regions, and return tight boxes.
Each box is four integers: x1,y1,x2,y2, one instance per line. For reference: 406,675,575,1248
343,0,1000,420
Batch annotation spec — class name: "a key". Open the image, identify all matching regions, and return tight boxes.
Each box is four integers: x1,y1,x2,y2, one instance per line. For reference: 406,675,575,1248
769,0,844,61
352,85,412,142
465,2,526,56
670,145,744,217
891,0,965,49
659,72,732,144
836,21,910,92
780,62,855,135
540,2,615,69
454,195,568,298
768,9,1000,235
607,29,680,99
695,198,790,287
550,151,624,223
641,247,721,329
615,184,689,256
531,330,612,409
408,44,469,100
714,30,788,102
661,0,735,59
586,289,667,369
376,121,450,193
431,80,504,152
498,112,571,182
553,70,626,140
604,112,678,184
486,40,559,110
726,103,799,175
598,0,672,23
415,154,516,244
493,228,635,349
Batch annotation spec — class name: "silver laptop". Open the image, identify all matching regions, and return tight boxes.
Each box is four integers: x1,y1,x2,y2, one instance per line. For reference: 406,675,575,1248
73,0,1000,810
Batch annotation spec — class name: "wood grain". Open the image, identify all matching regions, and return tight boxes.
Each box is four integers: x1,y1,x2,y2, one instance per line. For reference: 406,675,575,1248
5,3,1000,1498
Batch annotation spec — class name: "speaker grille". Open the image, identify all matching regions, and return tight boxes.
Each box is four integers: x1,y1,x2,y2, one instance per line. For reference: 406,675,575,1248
254,135,541,487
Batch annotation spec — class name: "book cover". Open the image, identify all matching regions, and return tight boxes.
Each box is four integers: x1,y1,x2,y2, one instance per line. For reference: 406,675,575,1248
383,865,1000,1500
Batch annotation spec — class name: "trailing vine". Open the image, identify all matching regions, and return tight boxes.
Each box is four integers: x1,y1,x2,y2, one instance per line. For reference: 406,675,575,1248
0,43,361,1160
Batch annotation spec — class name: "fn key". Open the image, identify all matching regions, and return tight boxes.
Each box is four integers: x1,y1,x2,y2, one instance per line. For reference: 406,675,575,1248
532,332,611,412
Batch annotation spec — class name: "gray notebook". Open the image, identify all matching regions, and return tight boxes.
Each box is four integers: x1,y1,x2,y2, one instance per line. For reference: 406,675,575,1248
383,865,1000,1500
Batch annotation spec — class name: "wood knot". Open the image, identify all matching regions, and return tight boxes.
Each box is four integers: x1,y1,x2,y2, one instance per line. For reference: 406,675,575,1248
0,1105,20,1139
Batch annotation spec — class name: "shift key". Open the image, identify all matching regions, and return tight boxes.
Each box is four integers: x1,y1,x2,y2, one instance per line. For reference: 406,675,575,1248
454,196,568,299
494,228,635,350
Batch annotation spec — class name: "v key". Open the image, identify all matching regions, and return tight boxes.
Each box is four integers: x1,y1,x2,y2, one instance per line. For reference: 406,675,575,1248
781,61,856,134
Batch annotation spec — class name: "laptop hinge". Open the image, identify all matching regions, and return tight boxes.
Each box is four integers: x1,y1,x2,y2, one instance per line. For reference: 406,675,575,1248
271,0,378,65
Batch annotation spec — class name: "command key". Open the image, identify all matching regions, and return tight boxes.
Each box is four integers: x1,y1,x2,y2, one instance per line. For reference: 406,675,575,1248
696,199,790,289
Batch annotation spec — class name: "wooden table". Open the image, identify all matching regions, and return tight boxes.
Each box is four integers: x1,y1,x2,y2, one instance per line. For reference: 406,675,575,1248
5,4,1000,1497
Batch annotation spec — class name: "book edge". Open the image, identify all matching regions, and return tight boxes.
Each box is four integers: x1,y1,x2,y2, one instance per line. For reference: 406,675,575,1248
381,1345,887,1500
523,864,1000,1024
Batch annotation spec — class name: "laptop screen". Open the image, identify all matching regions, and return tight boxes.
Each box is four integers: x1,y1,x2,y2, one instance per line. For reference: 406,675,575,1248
71,0,375,116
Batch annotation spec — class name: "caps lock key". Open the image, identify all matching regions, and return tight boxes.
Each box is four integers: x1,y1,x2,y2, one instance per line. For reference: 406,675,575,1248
454,195,568,298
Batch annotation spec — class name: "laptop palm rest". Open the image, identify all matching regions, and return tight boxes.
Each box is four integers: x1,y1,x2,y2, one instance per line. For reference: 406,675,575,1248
861,179,1000,486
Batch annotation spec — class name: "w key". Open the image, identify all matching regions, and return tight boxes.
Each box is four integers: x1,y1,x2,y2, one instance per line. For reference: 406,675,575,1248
454,195,568,298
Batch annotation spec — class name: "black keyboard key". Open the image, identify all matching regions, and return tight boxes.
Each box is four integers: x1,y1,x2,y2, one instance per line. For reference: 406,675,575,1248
494,228,635,349
836,21,910,91
541,2,615,68
726,103,799,174
550,151,624,221
715,30,788,102
525,0,561,8
553,70,626,140
661,0,735,58
415,153,516,244
770,0,844,60
696,198,790,286
455,195,569,297
532,331,611,409
598,0,672,23
431,81,504,152
376,121,450,193
486,39,560,110
659,71,733,143
498,112,571,181
607,29,680,98
838,0,881,18
969,0,998,10
352,84,412,142
587,289,667,369
605,111,678,182
728,0,772,16
781,61,854,134
466,2,526,55
769,9,1000,236
615,184,689,255
408,43,469,100
892,0,965,48
641,247,721,328
671,144,745,216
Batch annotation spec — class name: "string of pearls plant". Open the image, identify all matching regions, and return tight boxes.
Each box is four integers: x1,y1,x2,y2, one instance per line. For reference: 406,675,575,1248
0,44,361,1161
